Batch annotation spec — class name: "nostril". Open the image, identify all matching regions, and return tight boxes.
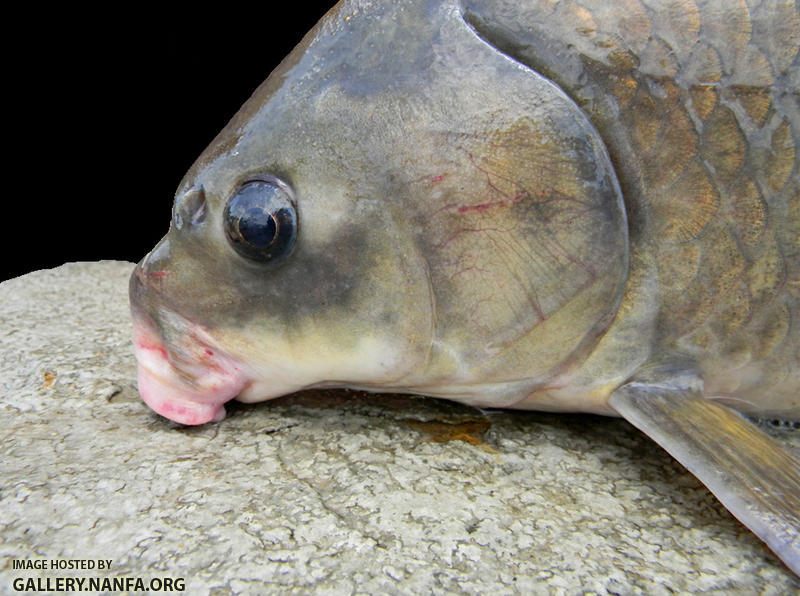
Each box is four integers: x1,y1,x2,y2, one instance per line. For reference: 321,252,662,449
173,186,207,230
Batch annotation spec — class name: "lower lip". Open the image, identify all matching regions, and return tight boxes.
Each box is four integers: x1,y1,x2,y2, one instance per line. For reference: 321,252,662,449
131,317,250,425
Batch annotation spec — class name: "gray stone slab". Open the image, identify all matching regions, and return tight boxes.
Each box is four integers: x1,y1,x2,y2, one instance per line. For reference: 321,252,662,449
1,261,798,594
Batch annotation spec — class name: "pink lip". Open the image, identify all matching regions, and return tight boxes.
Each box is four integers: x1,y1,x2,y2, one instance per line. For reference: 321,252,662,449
132,317,249,425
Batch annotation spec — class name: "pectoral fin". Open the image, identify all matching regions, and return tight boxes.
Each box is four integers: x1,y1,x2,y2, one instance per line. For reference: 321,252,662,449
609,382,800,576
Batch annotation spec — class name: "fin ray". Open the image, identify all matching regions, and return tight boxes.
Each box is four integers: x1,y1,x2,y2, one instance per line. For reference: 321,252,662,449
610,383,800,575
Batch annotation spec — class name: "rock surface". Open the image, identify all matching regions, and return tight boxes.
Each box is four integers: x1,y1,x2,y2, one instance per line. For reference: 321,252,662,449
1,261,798,594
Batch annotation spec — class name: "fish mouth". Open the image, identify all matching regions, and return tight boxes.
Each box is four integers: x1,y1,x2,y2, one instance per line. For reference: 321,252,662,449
131,305,250,426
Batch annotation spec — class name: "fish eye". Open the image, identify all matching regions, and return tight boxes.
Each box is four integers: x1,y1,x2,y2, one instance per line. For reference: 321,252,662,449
223,177,297,263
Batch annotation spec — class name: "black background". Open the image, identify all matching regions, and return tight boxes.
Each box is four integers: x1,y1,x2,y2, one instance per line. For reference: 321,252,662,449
3,4,334,283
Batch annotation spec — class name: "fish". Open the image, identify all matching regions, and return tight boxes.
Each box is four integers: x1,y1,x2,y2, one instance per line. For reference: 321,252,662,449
129,0,800,575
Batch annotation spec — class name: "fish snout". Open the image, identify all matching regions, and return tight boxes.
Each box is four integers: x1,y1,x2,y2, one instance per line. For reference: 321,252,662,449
129,237,185,317
134,235,173,284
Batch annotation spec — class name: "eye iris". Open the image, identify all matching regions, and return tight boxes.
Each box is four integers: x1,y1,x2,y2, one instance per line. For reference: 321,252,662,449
224,178,297,263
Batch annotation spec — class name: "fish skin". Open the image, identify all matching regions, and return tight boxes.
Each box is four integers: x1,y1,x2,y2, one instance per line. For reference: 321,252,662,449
130,0,800,574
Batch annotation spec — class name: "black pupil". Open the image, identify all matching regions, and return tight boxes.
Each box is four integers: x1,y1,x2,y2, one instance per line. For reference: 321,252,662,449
239,207,277,248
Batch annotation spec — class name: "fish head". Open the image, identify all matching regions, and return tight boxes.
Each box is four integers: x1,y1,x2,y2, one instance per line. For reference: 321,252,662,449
130,0,629,424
